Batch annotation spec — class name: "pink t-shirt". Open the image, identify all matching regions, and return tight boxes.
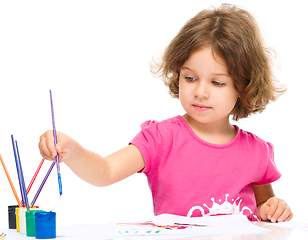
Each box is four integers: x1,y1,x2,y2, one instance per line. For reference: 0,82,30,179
130,116,281,221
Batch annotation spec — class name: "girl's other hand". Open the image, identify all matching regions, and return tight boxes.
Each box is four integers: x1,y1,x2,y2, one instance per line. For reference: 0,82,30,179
259,197,293,223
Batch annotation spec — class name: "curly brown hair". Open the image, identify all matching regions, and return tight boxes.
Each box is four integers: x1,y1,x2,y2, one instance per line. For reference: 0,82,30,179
151,4,286,121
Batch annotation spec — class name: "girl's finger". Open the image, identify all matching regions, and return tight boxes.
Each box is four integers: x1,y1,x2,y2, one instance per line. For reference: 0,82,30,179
277,205,292,222
271,200,286,223
266,197,279,222
45,130,58,158
39,131,56,160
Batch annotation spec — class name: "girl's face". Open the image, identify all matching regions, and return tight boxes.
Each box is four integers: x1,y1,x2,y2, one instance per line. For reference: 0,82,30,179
179,47,239,126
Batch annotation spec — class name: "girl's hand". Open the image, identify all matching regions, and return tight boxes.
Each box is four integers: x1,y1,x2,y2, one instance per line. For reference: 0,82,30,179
38,130,75,163
259,197,293,223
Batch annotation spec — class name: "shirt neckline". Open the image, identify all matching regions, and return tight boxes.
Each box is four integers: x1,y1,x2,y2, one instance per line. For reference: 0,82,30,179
176,115,240,149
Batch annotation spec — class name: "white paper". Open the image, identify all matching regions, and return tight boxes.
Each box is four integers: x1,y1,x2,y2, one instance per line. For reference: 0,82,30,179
57,214,269,239
149,213,269,236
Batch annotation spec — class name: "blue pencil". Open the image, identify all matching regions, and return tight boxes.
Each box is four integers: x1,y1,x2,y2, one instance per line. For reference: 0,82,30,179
15,140,30,211
49,90,62,196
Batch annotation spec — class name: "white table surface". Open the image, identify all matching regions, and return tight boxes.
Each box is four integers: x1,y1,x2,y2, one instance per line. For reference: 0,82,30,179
1,222,308,240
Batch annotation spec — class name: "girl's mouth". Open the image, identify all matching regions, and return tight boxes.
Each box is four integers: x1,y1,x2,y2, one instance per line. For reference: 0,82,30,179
192,104,212,112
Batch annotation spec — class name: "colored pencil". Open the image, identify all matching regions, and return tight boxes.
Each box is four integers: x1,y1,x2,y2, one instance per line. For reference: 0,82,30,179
11,135,25,206
26,158,45,194
15,140,30,211
0,154,21,207
49,90,62,196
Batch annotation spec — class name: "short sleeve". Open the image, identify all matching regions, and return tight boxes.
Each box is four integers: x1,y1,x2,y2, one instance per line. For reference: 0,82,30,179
129,120,162,175
253,142,281,185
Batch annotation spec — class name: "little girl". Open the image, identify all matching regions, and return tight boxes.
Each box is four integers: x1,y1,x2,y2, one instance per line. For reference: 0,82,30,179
39,4,292,222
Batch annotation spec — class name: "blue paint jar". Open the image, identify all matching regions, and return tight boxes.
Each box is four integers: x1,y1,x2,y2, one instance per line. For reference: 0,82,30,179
34,212,56,239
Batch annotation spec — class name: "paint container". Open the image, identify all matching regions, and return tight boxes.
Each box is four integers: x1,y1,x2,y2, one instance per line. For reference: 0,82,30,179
19,207,27,234
26,210,45,237
8,205,18,229
15,207,20,232
35,212,56,239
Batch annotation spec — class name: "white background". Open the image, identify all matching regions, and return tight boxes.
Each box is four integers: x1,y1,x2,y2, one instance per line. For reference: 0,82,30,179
0,0,307,228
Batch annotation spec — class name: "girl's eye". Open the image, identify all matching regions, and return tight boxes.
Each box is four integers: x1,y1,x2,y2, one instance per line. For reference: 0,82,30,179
185,77,197,82
212,81,225,86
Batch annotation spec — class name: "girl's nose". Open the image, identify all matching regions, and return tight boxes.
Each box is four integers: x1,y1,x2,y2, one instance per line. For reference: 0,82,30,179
194,81,209,99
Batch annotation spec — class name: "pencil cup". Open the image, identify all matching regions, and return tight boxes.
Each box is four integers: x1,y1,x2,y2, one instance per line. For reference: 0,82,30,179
19,207,27,234
15,207,20,232
8,205,18,229
26,210,45,237
35,211,56,239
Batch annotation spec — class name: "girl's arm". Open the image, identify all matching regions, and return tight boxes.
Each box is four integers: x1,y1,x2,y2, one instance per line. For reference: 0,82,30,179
39,130,145,187
252,184,293,222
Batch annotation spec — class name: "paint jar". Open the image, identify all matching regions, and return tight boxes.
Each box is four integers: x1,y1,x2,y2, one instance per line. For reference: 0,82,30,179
26,210,45,237
8,205,18,229
19,207,27,234
35,212,56,239
15,207,20,232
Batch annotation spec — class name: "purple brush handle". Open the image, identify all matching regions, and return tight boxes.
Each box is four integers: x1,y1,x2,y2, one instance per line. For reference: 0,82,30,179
30,162,55,207
15,140,30,211
49,90,60,173
11,135,25,205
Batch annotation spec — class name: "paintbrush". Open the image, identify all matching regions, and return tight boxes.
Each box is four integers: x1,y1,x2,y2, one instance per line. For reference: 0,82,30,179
31,162,55,207
49,90,62,196
14,139,30,211
11,135,25,206
26,158,45,194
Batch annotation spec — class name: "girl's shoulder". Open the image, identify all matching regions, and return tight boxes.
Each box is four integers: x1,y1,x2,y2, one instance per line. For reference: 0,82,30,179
138,116,187,142
140,115,184,129
237,127,273,152
238,127,268,142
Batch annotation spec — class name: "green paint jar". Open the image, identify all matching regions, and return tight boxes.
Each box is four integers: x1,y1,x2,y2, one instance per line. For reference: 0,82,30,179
26,210,45,237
